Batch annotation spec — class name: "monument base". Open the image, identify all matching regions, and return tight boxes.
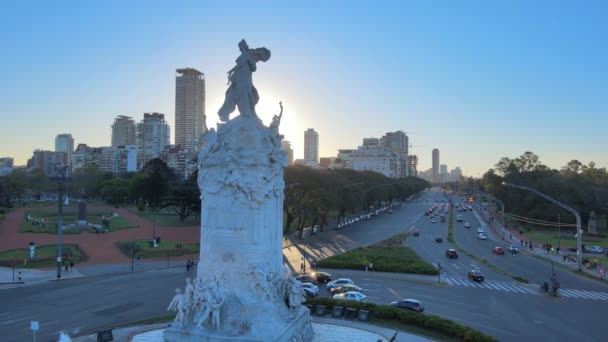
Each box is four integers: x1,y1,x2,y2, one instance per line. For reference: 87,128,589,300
163,307,312,342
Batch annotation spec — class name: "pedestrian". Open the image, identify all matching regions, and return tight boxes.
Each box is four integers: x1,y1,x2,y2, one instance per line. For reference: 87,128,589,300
365,264,368,272
70,262,74,270
186,260,191,273
369,262,374,272
17,271,22,282
65,263,68,272
300,262,305,273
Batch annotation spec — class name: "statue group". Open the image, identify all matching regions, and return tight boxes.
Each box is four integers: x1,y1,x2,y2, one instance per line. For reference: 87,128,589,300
163,40,313,342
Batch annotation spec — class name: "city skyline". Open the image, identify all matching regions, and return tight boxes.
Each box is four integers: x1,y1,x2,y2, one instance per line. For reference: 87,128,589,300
1,2,607,176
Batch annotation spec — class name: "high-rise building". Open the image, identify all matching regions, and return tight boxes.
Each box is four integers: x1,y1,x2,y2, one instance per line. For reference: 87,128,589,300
137,112,170,167
408,155,418,177
380,131,409,177
55,134,74,167
175,68,206,151
111,115,137,147
350,143,400,178
281,140,294,166
0,157,13,176
29,150,67,178
380,131,408,155
450,167,463,182
71,145,137,176
362,138,380,148
304,128,319,166
432,148,440,183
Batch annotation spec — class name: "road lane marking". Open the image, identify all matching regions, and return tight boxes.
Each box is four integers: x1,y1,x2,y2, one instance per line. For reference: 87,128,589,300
451,264,461,269
470,264,480,270
484,283,501,290
593,292,608,300
408,225,416,231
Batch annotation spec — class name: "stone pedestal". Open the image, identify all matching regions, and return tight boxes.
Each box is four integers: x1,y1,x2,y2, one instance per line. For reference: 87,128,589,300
164,116,312,342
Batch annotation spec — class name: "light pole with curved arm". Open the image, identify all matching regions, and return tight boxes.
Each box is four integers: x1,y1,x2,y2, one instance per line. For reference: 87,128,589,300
503,182,582,272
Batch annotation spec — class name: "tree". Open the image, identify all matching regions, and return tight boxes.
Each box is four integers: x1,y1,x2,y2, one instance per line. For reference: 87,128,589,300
27,168,52,199
71,166,108,198
98,178,130,205
162,176,201,221
0,171,27,207
140,159,173,208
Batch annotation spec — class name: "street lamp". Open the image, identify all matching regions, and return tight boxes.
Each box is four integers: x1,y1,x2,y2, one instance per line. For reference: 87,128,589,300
55,165,69,278
502,182,582,272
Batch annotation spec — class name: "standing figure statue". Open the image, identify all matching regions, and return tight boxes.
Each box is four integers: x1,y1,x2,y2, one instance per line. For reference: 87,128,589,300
218,39,271,122
269,102,284,135
167,288,187,327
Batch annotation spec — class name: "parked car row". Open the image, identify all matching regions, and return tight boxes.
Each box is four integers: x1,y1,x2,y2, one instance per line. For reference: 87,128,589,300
335,204,397,230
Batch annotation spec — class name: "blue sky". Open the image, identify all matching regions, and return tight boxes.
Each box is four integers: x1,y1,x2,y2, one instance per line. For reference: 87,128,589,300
0,1,606,176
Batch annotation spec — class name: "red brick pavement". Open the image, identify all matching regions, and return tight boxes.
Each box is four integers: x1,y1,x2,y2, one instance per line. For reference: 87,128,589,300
0,206,200,266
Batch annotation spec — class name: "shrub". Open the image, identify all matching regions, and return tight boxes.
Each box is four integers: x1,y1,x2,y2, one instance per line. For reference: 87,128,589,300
305,298,497,342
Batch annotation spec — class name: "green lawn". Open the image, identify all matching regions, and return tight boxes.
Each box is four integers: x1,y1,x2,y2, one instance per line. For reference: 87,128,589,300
131,208,199,227
20,208,137,234
318,233,438,275
0,244,85,268
116,240,199,259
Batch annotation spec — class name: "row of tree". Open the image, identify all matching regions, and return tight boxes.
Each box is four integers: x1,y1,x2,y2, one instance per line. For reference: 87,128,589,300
473,152,608,228
0,160,429,234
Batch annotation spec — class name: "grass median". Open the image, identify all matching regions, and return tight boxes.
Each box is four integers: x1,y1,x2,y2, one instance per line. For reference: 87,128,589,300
0,244,86,268
20,207,137,234
317,233,438,275
116,240,199,259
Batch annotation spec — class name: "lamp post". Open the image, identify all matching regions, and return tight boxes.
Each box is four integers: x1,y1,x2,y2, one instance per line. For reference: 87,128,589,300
503,182,582,271
56,165,68,279
557,213,562,249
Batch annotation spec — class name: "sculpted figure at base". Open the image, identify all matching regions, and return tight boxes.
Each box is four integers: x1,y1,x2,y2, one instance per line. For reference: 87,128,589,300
167,289,187,327
218,39,271,122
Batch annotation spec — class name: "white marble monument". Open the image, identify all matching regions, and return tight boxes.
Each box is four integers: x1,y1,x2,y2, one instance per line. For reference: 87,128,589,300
163,39,313,342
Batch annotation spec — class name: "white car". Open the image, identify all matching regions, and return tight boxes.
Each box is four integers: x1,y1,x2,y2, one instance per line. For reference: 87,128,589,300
478,233,488,240
326,278,354,289
586,246,605,254
430,218,436,223
333,291,367,302
464,222,471,228
477,227,486,234
301,282,319,295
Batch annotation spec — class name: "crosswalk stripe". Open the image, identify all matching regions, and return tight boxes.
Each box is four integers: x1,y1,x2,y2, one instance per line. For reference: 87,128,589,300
559,289,577,297
592,292,608,300
519,286,538,294
457,279,470,287
493,283,510,291
569,290,595,299
579,291,605,300
486,283,498,290
444,278,453,285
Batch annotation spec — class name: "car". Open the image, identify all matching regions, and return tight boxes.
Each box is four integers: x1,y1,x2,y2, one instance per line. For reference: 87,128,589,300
330,284,363,294
468,270,484,282
464,222,471,228
388,209,393,214
311,271,332,284
446,249,458,258
333,291,367,302
326,278,353,289
303,287,317,297
390,299,424,313
478,233,488,240
412,230,420,237
586,246,605,254
296,274,317,284
477,227,486,234
493,246,505,255
430,218,436,223
456,215,463,222
301,282,319,295
435,236,443,243
507,245,519,254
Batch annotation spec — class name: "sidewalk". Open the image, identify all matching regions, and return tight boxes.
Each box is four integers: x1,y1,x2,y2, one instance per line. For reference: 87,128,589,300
474,205,607,280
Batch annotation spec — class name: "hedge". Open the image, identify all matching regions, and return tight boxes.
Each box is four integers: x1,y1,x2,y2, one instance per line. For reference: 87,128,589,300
304,297,497,342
